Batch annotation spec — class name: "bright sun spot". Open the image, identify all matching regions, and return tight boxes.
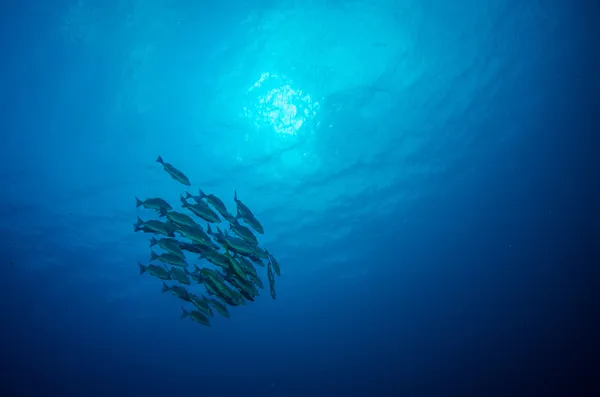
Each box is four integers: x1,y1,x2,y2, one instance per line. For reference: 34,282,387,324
244,72,319,135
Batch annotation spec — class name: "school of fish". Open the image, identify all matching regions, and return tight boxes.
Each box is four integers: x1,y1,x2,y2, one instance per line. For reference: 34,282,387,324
134,156,281,327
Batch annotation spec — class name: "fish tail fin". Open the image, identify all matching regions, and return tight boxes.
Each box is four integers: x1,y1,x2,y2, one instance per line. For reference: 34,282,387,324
149,237,157,247
198,188,206,198
150,250,158,262
135,196,143,208
134,217,143,232
180,306,189,319
138,263,146,275
161,282,169,293
156,156,164,164
180,195,188,207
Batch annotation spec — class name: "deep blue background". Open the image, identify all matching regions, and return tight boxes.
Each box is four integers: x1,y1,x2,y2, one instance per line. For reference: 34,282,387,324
1,1,597,396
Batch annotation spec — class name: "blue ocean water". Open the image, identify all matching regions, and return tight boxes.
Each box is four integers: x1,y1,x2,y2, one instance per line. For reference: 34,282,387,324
1,0,597,396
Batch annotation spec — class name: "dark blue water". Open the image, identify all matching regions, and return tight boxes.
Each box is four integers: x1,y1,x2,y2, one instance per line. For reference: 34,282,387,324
1,1,597,396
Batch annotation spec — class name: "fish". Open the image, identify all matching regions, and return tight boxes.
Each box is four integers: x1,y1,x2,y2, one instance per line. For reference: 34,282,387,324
237,210,264,235
183,193,219,215
160,210,198,228
266,249,281,276
208,298,230,318
189,294,214,317
138,263,171,280
156,156,191,186
224,247,247,280
179,240,217,255
215,228,256,256
169,267,191,285
200,250,229,269
200,269,245,306
134,217,176,237
162,282,192,302
135,197,172,212
248,254,265,267
229,219,258,245
197,189,229,218
180,196,221,223
150,250,188,267
233,190,255,219
149,236,185,258
133,223,156,234
175,225,212,245
236,255,258,278
234,191,264,234
249,272,264,289
267,260,276,300
180,306,210,326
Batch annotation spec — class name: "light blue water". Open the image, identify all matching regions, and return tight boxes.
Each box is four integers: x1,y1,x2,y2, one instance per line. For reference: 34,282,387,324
1,1,596,396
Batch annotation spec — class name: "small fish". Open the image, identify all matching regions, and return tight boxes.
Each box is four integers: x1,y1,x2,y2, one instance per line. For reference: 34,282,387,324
149,236,184,258
197,189,229,217
216,228,256,256
233,190,255,220
135,197,172,212
180,196,221,223
208,298,230,318
249,273,264,289
236,255,258,277
150,250,188,267
200,250,229,269
266,249,280,276
160,210,198,228
236,209,264,235
170,267,191,285
267,260,276,300
134,217,176,237
180,306,210,326
162,282,191,302
229,219,258,245
138,263,171,280
176,225,212,245
189,294,214,317
156,156,191,186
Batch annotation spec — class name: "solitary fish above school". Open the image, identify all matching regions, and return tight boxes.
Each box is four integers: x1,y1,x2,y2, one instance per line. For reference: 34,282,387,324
156,156,191,186
135,197,172,212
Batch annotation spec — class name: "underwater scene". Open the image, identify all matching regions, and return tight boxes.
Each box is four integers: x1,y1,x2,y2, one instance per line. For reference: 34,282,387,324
1,0,596,396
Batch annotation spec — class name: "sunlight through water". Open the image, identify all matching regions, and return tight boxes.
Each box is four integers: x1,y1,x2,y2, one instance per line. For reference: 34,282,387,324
244,72,319,136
